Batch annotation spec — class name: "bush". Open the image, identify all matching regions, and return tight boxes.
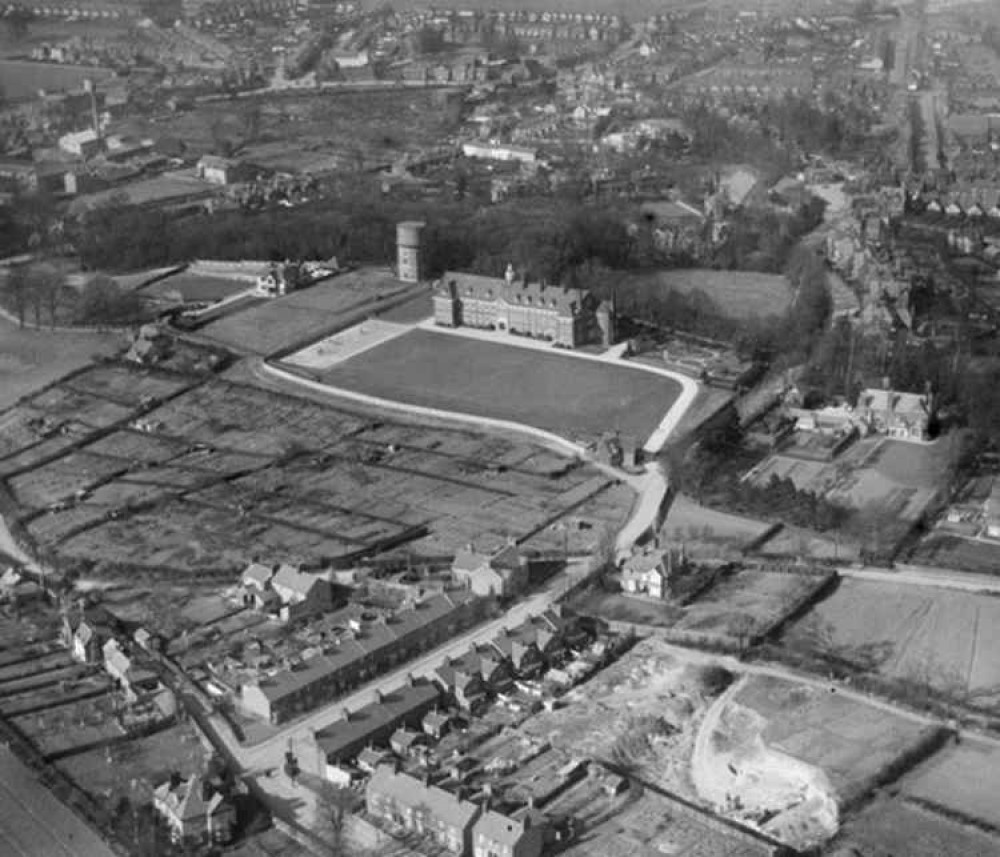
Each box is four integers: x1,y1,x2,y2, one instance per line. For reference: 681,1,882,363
698,664,735,696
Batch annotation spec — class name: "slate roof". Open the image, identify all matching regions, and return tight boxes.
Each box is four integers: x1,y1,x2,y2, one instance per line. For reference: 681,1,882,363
154,776,206,824
312,680,440,761
369,766,481,831
436,271,589,317
242,562,274,589
271,564,319,599
249,592,470,704
475,809,528,846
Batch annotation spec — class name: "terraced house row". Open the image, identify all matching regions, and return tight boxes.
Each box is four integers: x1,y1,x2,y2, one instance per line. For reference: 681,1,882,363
239,591,484,724
300,605,590,776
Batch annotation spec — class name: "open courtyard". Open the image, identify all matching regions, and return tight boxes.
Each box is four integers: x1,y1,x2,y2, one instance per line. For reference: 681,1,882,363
302,328,683,447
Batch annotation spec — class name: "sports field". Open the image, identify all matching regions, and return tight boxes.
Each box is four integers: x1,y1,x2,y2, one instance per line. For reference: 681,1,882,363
314,329,681,444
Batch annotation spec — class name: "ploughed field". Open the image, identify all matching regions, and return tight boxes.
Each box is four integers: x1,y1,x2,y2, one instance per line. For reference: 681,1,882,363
314,329,681,445
782,579,1000,711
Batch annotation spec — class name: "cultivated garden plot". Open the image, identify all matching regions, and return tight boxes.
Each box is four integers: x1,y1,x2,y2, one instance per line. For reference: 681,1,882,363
8,452,129,510
782,579,1000,711
62,364,195,408
673,569,830,644
748,437,952,555
909,531,1000,576
2,369,632,577
14,693,125,759
56,722,208,808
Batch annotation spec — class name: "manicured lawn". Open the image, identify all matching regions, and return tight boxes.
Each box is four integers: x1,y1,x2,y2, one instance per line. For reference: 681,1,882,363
317,329,681,443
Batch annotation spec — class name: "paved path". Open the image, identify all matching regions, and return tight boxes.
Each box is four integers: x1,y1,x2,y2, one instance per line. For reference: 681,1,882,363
839,564,1000,595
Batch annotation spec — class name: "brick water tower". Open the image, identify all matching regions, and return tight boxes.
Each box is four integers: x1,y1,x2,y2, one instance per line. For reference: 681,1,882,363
396,220,425,283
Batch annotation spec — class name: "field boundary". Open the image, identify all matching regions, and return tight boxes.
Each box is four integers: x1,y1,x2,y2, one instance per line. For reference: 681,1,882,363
261,360,589,458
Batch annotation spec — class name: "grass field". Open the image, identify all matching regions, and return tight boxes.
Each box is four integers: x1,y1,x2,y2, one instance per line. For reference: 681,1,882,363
663,493,771,558
783,579,1000,710
0,318,119,411
902,743,1000,830
316,328,681,444
675,569,827,642
909,532,1000,575
622,268,793,319
199,269,412,355
0,59,114,100
835,796,1000,857
56,723,207,807
138,272,253,303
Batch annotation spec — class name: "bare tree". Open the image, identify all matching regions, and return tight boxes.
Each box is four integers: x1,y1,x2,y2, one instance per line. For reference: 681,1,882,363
317,782,359,852
3,264,29,328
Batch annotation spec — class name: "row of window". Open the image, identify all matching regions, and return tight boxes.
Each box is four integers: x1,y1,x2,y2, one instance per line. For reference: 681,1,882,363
459,287,565,309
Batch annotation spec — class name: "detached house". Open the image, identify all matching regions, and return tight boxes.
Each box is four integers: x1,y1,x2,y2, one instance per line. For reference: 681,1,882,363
620,546,673,600
858,387,932,441
103,639,161,704
453,644,515,693
62,614,110,664
239,561,340,622
153,775,235,845
490,633,543,679
435,659,489,713
452,542,529,599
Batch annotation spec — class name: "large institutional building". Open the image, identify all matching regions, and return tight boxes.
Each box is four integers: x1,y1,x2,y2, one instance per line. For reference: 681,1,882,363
432,265,613,349
395,221,613,349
